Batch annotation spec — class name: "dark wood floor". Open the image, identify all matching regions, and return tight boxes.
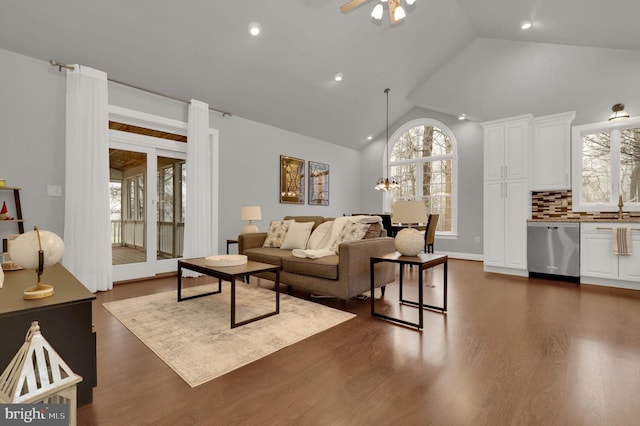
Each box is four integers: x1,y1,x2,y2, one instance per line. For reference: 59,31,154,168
77,260,640,425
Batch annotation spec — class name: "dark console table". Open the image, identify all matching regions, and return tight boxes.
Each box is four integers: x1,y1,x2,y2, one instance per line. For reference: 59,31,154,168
0,264,96,406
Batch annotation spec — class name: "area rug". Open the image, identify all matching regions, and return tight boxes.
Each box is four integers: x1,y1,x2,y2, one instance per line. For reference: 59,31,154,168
103,282,354,387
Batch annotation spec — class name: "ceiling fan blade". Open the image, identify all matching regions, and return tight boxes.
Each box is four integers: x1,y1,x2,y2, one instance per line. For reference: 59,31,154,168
340,0,370,13
388,0,401,25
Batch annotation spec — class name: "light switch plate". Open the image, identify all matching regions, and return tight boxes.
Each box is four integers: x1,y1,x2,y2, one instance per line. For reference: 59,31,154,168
47,185,62,197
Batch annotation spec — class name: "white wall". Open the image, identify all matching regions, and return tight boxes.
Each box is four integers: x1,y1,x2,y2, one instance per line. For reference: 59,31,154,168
0,49,66,240
0,48,362,255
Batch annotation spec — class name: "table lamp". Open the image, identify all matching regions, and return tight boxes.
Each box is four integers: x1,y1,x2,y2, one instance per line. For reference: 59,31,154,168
392,200,428,256
240,205,262,234
8,226,65,299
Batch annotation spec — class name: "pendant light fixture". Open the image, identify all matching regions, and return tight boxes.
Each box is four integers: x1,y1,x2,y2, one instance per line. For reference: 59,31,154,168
608,103,630,122
375,88,400,191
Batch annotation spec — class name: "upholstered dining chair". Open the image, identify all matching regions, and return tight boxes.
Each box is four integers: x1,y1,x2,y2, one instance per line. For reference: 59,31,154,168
424,214,439,253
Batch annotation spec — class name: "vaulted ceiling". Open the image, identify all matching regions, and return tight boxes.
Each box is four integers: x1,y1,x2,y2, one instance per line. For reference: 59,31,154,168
1,0,639,150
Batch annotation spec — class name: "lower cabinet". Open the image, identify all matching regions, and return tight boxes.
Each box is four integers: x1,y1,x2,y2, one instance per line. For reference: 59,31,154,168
580,223,640,289
483,179,528,275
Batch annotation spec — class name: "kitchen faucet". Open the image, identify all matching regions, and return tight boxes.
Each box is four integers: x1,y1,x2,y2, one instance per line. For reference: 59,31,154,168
618,195,624,219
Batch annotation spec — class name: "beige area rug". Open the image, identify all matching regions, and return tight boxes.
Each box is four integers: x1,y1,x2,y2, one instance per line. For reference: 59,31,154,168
103,282,355,387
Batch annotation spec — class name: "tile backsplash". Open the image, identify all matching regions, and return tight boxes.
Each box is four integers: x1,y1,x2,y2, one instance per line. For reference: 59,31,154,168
531,190,640,220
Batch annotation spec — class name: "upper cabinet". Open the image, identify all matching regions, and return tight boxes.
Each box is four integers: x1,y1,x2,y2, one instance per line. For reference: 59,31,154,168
483,115,532,182
531,111,575,191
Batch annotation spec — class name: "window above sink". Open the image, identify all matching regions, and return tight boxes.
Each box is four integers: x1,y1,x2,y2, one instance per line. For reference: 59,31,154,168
572,116,640,213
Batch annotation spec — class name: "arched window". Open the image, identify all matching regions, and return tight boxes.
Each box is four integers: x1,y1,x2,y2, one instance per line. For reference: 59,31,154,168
386,119,457,234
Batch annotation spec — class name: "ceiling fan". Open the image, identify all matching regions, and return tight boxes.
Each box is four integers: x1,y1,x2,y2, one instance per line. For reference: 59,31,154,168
340,0,416,25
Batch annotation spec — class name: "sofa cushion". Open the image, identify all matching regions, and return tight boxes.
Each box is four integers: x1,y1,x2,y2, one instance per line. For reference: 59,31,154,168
263,220,292,248
331,221,369,253
283,255,339,280
281,221,314,249
244,247,294,267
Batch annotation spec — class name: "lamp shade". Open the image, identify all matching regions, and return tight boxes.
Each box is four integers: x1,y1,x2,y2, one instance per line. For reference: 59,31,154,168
240,206,262,221
240,206,262,234
392,200,428,224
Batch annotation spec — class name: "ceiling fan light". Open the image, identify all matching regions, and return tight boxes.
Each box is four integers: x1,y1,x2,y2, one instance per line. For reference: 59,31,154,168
394,6,406,21
371,4,384,20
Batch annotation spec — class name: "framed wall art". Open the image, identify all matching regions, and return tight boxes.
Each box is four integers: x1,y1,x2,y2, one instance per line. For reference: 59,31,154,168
308,161,329,206
280,155,305,204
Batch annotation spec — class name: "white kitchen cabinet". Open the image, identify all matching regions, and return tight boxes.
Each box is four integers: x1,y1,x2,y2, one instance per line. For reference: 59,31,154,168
482,115,532,276
531,111,575,191
619,231,640,281
580,223,640,289
483,180,529,272
483,115,532,182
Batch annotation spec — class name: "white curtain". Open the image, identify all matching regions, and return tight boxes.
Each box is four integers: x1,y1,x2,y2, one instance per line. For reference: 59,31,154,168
182,99,213,262
62,65,112,292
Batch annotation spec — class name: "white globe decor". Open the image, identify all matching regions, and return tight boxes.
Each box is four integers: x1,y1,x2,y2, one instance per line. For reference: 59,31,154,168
391,200,428,256
394,228,424,256
8,227,65,299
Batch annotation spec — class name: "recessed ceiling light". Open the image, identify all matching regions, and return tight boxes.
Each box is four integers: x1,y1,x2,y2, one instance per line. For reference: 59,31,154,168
248,22,261,36
367,135,373,140
458,114,466,121
333,72,344,82
521,21,532,30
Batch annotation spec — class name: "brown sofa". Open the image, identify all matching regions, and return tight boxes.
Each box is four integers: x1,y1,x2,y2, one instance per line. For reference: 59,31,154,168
238,215,395,308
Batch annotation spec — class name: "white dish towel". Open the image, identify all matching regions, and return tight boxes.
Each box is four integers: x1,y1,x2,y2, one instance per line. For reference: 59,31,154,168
612,228,632,255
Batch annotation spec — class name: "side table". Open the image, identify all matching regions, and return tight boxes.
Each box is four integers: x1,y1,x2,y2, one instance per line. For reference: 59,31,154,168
226,238,238,254
370,252,447,329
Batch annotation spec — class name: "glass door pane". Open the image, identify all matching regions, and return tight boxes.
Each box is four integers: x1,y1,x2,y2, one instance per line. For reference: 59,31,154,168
109,148,148,265
157,156,186,260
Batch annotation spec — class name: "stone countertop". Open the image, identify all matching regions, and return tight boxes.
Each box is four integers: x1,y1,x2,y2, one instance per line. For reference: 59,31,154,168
528,218,640,223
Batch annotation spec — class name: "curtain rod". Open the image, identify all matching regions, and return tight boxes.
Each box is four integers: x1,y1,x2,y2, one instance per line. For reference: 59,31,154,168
49,59,232,117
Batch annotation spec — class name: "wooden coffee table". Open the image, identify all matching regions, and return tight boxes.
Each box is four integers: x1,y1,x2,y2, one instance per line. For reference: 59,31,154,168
177,258,280,328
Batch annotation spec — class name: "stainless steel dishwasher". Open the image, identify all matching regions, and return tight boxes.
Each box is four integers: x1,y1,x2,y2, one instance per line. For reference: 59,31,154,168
527,222,580,282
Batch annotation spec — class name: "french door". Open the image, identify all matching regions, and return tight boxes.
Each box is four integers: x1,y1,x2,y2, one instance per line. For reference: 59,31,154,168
110,130,187,281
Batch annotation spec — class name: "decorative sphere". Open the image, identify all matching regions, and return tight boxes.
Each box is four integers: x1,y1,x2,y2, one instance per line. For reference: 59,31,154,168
394,228,424,256
9,230,64,270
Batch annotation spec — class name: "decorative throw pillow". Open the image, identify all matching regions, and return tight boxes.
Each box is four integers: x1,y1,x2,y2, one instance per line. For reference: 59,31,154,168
331,221,369,253
362,223,381,239
306,221,334,250
262,220,292,248
281,221,314,250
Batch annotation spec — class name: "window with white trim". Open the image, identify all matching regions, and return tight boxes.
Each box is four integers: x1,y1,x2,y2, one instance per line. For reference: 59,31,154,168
386,119,457,234
572,117,640,212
